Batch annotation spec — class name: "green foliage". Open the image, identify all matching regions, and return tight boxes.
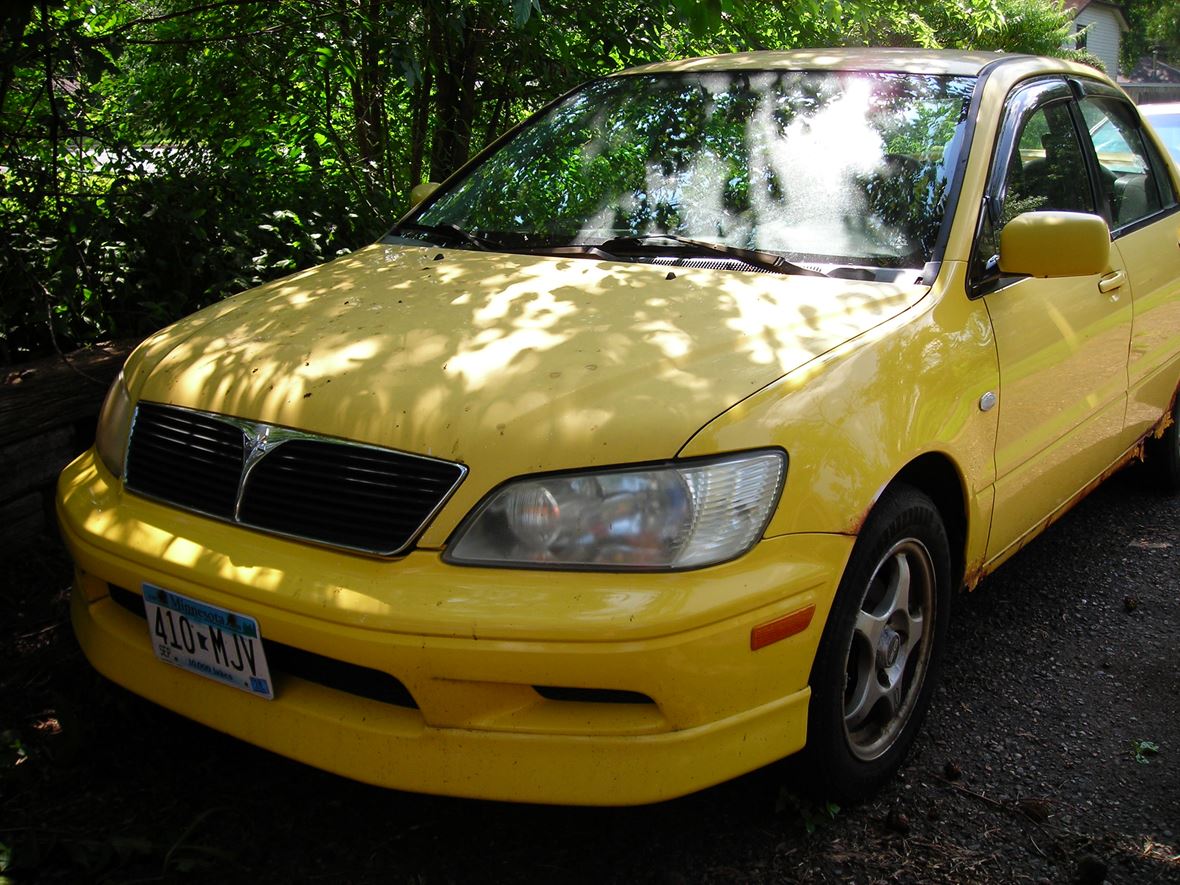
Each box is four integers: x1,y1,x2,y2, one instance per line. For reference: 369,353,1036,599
776,787,842,834
0,1,393,361
1,146,375,358
1122,0,1180,69
0,730,27,771
0,0,1091,363
1131,738,1160,764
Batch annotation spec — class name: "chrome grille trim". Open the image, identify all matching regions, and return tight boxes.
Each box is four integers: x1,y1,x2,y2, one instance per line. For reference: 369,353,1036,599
124,402,467,556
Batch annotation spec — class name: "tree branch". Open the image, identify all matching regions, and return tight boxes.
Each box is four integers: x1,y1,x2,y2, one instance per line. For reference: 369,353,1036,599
39,0,61,215
104,0,272,37
0,0,36,120
320,63,381,221
119,24,286,46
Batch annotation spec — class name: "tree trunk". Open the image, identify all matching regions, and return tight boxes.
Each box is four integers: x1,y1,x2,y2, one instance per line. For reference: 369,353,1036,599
348,0,389,195
425,1,485,180
409,66,433,187
0,0,37,121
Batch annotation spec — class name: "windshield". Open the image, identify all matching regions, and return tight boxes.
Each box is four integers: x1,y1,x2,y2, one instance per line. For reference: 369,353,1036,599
409,69,976,271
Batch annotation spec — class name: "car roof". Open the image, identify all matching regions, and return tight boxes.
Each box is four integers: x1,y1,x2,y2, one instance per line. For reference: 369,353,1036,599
617,48,1025,78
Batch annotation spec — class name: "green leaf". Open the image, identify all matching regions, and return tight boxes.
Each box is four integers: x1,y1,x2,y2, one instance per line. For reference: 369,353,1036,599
226,136,253,156
109,836,154,860
1132,739,1160,764
671,0,723,34
512,0,541,28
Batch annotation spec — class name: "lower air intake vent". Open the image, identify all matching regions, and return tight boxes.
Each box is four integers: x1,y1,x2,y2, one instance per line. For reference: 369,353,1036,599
533,686,655,705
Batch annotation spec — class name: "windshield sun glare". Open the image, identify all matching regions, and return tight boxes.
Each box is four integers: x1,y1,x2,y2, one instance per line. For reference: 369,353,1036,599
413,70,976,272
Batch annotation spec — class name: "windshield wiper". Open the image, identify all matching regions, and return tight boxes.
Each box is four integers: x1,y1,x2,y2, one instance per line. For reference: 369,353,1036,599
592,233,826,277
393,222,499,251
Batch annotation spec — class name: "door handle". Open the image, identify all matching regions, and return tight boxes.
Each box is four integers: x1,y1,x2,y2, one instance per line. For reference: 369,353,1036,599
1098,271,1125,294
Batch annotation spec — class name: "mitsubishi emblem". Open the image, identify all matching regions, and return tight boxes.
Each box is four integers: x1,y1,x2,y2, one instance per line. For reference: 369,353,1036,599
243,423,274,473
233,421,280,519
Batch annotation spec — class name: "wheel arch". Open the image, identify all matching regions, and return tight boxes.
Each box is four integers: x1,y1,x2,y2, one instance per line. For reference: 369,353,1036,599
884,452,969,591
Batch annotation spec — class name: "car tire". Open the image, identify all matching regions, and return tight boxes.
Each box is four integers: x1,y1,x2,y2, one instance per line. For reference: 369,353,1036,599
1145,393,1180,494
800,483,951,803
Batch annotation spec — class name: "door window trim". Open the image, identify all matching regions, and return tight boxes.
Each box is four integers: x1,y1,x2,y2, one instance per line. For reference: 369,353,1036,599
968,77,1081,298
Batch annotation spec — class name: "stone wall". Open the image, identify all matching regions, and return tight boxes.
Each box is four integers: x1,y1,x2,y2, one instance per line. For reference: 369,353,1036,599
1,342,137,551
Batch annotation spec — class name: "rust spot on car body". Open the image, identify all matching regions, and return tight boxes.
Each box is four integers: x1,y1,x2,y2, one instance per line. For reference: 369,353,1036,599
846,502,875,536
874,401,1175,594
1149,392,1176,440
962,558,987,591
961,425,1162,591
1028,442,1143,538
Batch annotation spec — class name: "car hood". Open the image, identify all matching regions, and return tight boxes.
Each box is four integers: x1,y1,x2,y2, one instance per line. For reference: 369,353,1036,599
126,242,927,496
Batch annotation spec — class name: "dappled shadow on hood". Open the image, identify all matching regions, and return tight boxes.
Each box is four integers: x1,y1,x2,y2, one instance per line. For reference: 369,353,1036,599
127,242,925,483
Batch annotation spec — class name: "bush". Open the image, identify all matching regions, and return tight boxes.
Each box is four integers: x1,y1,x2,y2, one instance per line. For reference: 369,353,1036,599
0,147,389,362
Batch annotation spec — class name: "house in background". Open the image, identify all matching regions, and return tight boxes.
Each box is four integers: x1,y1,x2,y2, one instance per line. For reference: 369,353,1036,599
1121,55,1180,104
1066,0,1129,78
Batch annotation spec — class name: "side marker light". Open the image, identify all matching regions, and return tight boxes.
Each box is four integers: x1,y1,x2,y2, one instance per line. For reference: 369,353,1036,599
750,605,816,651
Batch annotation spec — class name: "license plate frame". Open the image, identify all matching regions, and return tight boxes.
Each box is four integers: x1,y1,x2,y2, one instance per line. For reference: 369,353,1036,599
142,583,274,699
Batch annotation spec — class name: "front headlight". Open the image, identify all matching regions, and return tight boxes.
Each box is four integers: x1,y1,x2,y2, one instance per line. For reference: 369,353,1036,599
95,369,133,478
445,450,786,570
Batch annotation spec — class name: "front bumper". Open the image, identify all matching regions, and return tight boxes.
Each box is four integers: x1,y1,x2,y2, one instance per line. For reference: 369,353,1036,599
59,451,852,805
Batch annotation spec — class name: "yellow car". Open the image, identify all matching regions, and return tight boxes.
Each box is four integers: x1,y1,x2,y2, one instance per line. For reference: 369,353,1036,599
58,49,1180,805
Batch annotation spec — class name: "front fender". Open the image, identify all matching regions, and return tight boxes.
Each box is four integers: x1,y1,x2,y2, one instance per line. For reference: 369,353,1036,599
679,261,998,572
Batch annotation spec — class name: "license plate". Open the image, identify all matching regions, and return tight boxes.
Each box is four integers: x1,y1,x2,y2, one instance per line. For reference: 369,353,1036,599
142,583,274,699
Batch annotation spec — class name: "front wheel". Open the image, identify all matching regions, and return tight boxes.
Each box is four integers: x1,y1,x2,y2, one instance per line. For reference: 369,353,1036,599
801,484,951,803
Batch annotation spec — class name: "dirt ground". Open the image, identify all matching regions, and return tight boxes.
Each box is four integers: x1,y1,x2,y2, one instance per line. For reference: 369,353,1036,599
1,467,1178,884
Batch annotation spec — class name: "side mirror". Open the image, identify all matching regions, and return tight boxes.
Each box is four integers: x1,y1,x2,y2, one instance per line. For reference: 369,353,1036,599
410,181,441,207
998,211,1110,278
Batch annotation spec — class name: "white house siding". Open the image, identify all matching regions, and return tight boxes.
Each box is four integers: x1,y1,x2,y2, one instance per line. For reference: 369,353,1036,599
1075,7,1122,78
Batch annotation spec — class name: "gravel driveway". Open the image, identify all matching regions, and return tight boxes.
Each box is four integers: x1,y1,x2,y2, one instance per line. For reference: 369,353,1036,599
1,467,1176,883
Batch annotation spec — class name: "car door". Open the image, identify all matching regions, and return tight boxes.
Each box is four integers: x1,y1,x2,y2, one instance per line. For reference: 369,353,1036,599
1074,83,1180,439
970,78,1133,563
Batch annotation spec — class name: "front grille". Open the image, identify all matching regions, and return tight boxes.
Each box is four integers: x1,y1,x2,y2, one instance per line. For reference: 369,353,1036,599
108,584,418,709
124,402,466,555
125,405,244,514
